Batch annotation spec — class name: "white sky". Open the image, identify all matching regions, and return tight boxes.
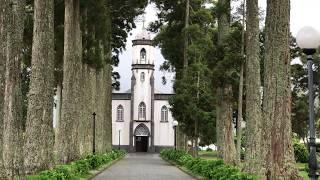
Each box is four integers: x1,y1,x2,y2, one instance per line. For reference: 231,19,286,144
114,0,320,93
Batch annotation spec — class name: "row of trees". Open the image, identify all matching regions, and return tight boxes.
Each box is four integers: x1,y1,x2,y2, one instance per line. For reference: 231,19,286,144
152,0,305,179
0,0,147,178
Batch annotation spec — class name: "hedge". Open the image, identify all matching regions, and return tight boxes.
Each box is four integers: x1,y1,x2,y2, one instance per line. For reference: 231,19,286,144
293,140,309,163
160,149,258,180
26,150,126,180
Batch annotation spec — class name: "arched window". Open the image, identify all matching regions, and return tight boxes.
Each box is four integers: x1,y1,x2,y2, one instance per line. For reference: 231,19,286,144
138,102,146,119
140,48,146,64
117,105,124,121
161,106,168,122
141,72,145,82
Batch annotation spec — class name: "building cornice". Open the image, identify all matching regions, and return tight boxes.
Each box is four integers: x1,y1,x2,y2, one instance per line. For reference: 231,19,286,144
132,64,154,70
112,93,131,100
154,94,174,100
132,39,153,46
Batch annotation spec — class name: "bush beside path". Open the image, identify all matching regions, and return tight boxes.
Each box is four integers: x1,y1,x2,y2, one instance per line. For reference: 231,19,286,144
26,150,126,180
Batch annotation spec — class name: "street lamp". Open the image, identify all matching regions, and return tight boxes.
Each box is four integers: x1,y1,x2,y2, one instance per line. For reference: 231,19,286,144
297,26,320,180
92,112,96,154
172,120,179,150
117,124,123,150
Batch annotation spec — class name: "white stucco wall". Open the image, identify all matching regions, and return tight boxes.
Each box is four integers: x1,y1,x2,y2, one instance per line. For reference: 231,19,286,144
132,44,155,65
132,43,155,121
111,36,175,150
112,100,131,146
132,70,153,121
154,100,175,146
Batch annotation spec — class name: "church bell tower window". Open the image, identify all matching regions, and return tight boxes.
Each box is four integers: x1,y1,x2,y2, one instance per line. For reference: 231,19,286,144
141,72,145,82
140,48,146,64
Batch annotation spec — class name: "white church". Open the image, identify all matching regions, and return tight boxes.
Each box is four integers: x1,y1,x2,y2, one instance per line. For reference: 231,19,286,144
111,29,176,152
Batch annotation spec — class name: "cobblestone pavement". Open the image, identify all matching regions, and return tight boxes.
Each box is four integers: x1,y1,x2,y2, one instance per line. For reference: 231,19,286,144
93,153,195,180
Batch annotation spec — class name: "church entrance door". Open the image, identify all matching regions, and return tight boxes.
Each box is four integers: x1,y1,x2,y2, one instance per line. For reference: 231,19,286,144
135,136,148,152
134,123,150,152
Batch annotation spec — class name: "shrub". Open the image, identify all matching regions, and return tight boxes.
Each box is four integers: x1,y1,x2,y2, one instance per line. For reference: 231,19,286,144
293,141,309,163
72,159,90,176
160,149,257,180
206,147,213,152
26,150,126,180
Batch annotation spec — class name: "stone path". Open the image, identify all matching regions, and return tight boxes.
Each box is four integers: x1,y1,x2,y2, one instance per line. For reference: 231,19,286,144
93,153,195,180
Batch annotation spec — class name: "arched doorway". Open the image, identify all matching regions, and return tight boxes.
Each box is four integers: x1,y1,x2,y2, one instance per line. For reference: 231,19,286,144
134,123,150,152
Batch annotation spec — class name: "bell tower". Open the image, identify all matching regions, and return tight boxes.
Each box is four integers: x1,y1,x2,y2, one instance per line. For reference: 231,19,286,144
129,28,155,152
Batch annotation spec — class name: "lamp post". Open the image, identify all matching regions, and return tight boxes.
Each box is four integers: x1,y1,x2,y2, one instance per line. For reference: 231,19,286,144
92,112,96,154
116,123,123,150
172,120,179,150
118,129,121,150
297,26,320,180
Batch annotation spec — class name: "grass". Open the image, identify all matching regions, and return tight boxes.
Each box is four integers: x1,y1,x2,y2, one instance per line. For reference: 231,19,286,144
198,150,309,179
198,150,220,161
296,163,308,180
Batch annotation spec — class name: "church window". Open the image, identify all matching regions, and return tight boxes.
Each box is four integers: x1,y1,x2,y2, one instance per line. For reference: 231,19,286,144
141,72,145,82
161,106,168,122
140,48,146,64
117,105,124,122
138,102,146,119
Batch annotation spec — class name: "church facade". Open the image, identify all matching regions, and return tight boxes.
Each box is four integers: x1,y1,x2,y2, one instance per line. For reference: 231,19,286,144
111,30,175,152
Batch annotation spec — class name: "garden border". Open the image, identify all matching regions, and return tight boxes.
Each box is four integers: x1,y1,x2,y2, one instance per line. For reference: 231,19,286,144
161,156,203,180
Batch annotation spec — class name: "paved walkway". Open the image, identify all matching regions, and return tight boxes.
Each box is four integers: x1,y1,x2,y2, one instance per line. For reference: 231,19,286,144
93,153,195,180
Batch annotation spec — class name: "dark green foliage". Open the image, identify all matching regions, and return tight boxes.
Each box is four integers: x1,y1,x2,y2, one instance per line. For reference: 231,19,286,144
151,1,246,146
72,160,90,176
152,0,216,144
293,140,309,163
160,149,258,180
111,0,148,60
26,150,126,180
169,62,215,142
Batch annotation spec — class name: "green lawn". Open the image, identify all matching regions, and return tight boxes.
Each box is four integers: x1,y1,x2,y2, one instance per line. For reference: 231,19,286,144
198,150,219,160
198,151,309,179
296,163,308,180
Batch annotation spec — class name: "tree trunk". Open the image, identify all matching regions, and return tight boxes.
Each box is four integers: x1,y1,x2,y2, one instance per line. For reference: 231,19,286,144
194,71,200,157
220,85,236,164
183,0,189,71
262,0,301,179
216,87,222,157
2,0,25,177
0,0,7,177
23,0,55,174
244,0,264,176
105,1,112,152
216,0,236,165
105,65,112,151
56,0,81,163
236,0,245,163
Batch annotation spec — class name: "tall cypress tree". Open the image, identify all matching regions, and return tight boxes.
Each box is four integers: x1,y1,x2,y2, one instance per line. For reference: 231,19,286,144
0,0,7,177
244,0,263,176
24,0,55,174
56,0,82,163
262,0,301,178
215,0,236,165
2,0,25,177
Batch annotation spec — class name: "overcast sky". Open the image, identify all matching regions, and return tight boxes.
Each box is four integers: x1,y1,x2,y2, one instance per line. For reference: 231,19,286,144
114,0,320,93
